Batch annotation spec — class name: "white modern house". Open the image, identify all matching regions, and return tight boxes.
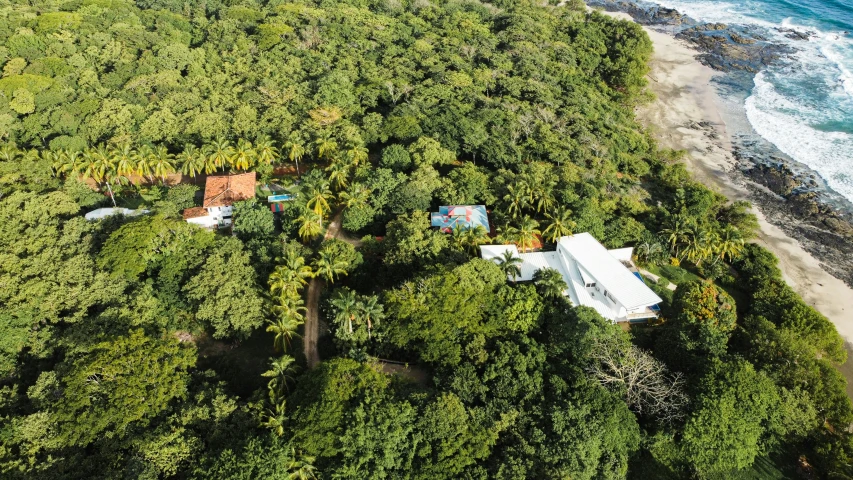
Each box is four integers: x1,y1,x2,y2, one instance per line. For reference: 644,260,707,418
184,172,256,229
481,233,662,323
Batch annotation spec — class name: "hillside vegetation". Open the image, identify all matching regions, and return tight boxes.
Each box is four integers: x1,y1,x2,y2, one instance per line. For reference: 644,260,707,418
1,0,852,478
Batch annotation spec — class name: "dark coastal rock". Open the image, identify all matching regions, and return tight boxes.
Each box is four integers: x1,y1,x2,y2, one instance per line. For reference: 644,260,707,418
676,26,793,73
777,28,816,41
745,163,801,196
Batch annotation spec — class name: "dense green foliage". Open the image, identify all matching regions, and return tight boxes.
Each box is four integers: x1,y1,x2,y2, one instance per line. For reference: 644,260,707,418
1,0,851,478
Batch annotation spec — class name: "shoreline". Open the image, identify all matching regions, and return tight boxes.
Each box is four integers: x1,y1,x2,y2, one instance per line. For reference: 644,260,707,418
601,10,853,394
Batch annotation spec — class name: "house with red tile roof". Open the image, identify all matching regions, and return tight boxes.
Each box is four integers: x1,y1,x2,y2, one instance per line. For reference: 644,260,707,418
185,172,256,229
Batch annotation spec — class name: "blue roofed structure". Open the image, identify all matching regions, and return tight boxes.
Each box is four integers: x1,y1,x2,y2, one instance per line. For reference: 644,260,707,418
430,205,490,233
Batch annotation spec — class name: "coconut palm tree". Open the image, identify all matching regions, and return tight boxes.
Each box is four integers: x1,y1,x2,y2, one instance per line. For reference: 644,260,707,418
303,177,333,216
262,398,287,437
207,137,234,172
266,311,304,352
262,354,298,401
453,224,490,257
325,157,351,191
330,288,360,335
495,249,522,283
285,134,306,177
268,295,305,352
659,216,693,257
284,448,318,480
533,268,567,299
358,294,384,339
231,139,256,171
178,144,206,179
255,136,279,166
533,181,556,214
0,143,18,162
715,226,745,262
681,228,718,265
135,145,155,183
503,183,529,219
111,143,138,178
314,132,338,161
345,143,369,167
296,210,324,242
338,182,371,209
312,249,348,284
542,207,576,244
269,265,310,298
281,251,314,286
515,216,541,253
150,145,175,183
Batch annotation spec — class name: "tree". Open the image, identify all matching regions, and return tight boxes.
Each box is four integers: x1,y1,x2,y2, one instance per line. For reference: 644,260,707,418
330,288,360,336
267,299,305,352
681,359,780,475
325,157,351,191
303,175,333,217
296,209,324,242
312,249,349,284
262,354,298,401
183,238,267,339
494,249,522,282
665,280,737,360
542,207,575,243
532,268,566,300
50,329,195,447
233,198,276,241
587,336,688,423
513,216,541,253
285,134,306,177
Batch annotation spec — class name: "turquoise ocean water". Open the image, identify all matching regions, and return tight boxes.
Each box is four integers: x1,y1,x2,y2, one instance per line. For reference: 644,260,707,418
653,0,853,203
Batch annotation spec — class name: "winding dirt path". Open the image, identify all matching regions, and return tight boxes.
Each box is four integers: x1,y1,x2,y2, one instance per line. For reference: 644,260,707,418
304,210,359,369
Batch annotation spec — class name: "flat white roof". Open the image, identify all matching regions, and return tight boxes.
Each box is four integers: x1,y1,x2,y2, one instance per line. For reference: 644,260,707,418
558,233,661,310
84,208,149,221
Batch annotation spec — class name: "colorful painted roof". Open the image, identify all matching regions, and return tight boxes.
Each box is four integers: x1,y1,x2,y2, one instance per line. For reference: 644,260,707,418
430,205,490,233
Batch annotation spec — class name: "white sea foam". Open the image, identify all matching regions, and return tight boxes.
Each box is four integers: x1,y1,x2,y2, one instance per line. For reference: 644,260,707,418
745,72,853,200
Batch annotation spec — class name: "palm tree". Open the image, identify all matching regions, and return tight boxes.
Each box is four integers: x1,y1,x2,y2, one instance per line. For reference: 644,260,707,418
262,398,287,437
268,297,305,352
303,177,333,216
533,268,567,299
330,288,360,335
312,250,348,284
533,182,556,214
542,207,576,244
503,183,529,219
76,147,118,206
231,139,256,171
51,149,76,177
111,143,138,178
314,133,338,161
358,294,384,339
635,239,665,266
495,249,522,283
281,251,315,286
269,264,311,297
178,144,206,179
659,216,693,257
338,182,371,209
715,226,745,262
0,144,19,162
345,143,369,167
207,137,234,172
150,145,175,183
453,224,490,256
296,210,324,242
255,136,279,166
681,228,718,265
285,448,318,480
515,216,541,253
285,134,306,177
325,157,351,191
135,145,155,183
262,354,298,401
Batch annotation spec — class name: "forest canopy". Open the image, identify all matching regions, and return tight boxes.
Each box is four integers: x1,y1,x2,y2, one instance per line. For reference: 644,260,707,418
1,0,852,478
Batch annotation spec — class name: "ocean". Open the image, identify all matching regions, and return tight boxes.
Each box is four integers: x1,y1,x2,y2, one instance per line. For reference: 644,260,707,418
650,0,853,205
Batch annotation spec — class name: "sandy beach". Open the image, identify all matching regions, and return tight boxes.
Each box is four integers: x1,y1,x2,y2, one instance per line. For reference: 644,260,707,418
598,10,853,389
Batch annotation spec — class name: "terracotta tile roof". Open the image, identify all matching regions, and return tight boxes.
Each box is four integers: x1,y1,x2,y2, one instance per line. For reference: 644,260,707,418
183,206,209,219
203,172,256,208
